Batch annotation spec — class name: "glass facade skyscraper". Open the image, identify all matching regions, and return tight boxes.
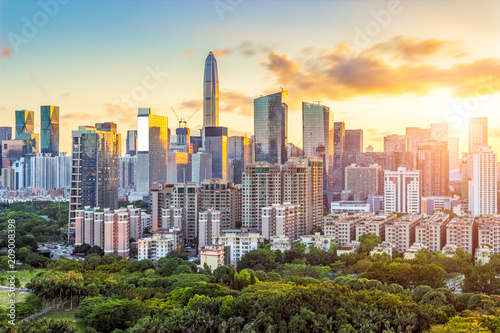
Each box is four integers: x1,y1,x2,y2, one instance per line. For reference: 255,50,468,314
228,136,250,185
136,108,169,196
203,51,219,128
41,105,60,156
302,102,334,204
15,109,39,154
69,123,121,242
203,126,228,180
254,91,288,165
126,130,137,156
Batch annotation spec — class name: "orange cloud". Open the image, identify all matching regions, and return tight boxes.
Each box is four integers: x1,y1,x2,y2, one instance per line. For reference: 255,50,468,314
214,39,276,58
183,50,193,58
260,36,500,101
3,45,11,58
179,89,254,117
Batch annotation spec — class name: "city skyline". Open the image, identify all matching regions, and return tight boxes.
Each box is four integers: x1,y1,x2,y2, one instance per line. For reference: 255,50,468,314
1,0,500,156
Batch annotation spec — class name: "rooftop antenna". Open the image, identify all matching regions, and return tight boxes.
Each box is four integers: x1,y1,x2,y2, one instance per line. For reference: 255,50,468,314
280,87,284,92
313,100,322,105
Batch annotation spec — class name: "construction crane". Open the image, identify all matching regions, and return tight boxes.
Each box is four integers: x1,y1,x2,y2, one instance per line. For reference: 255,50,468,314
171,107,199,128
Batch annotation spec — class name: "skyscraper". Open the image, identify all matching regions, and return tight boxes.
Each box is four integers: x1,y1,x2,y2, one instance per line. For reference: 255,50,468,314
254,91,288,165
302,102,334,203
203,51,219,128
344,129,363,154
203,127,228,180
15,110,39,154
136,108,169,196
242,163,282,229
469,117,488,153
417,141,449,197
192,152,212,186
384,167,422,214
0,127,12,174
69,123,121,242
228,136,251,185
332,122,345,198
126,130,137,156
384,134,406,152
468,146,497,216
40,105,60,156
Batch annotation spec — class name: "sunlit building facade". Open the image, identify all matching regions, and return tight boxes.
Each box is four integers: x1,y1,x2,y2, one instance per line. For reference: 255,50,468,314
40,105,59,156
254,91,288,165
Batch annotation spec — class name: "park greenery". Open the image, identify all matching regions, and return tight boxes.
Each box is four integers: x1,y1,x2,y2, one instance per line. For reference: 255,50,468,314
2,205,500,331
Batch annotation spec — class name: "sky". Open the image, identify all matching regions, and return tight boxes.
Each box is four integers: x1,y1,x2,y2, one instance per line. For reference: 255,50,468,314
1,0,500,156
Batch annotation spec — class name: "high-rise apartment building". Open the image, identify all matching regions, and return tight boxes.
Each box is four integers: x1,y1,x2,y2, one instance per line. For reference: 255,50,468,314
74,206,135,258
254,91,288,165
136,108,169,196
385,214,422,252
203,51,219,128
40,105,59,156
171,182,200,242
384,167,421,214
446,217,478,255
414,211,451,252
302,102,334,204
69,123,121,240
468,146,497,216
417,140,449,197
198,209,221,249
345,164,383,200
384,134,406,152
30,152,71,190
469,117,488,153
228,136,251,185
262,203,300,241
200,178,239,230
242,163,282,229
126,130,137,156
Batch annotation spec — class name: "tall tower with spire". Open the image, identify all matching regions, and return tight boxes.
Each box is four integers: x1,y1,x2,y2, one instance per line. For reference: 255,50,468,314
203,51,219,127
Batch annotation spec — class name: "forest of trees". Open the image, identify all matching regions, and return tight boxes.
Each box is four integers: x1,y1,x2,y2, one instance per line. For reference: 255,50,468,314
2,204,500,332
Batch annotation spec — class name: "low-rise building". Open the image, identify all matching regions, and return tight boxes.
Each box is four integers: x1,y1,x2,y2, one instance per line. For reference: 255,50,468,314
442,243,458,257
385,214,423,252
414,211,451,252
213,231,264,265
137,230,183,262
299,232,338,251
446,217,478,255
404,243,426,260
336,241,360,256
477,216,500,254
370,241,393,257
355,214,395,241
331,201,371,213
200,245,225,270
475,245,492,265
269,235,291,252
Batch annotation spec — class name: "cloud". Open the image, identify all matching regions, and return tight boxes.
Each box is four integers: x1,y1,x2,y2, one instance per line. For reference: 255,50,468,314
259,36,500,101
29,74,47,93
180,99,202,110
489,128,500,138
102,103,136,127
214,39,275,58
183,50,193,58
61,92,71,98
220,89,253,116
2,45,11,58
365,128,392,137
364,36,464,61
